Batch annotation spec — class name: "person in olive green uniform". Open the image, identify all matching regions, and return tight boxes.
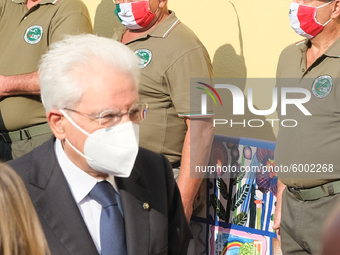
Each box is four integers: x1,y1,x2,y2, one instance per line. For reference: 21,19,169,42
113,0,214,221
273,0,340,254
320,202,340,255
0,0,92,161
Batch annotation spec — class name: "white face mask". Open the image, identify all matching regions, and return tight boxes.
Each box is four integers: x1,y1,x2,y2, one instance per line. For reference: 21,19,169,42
60,110,139,177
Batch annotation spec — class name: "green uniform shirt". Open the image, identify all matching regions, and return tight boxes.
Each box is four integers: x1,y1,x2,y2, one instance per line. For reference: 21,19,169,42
275,38,340,188
113,11,213,163
0,0,92,131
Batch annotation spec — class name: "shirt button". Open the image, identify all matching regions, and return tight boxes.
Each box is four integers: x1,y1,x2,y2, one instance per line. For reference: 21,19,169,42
302,69,305,72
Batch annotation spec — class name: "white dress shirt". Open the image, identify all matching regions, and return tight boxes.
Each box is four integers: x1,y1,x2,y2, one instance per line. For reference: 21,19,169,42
54,139,121,254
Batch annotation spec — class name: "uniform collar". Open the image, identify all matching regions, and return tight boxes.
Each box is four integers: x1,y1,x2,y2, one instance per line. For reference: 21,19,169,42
323,36,340,57
296,37,340,58
295,39,309,53
114,10,180,42
148,11,180,38
12,0,60,5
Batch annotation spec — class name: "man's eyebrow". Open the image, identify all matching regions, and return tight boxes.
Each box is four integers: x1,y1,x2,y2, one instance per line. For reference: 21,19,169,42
97,109,120,116
95,103,140,115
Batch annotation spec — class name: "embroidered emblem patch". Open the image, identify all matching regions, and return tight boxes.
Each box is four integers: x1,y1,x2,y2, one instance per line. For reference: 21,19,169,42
311,75,333,99
24,25,43,44
134,49,152,69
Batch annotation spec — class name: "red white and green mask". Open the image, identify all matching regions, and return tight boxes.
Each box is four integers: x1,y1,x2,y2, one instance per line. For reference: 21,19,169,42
114,1,156,30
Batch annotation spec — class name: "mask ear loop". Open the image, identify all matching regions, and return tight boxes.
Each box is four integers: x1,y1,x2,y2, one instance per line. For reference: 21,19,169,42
59,109,94,162
322,18,333,26
64,138,94,161
59,109,91,136
316,0,335,9
314,0,335,26
147,0,159,14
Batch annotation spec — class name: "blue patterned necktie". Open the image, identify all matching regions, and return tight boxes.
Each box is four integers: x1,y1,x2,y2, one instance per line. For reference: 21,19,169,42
89,181,127,255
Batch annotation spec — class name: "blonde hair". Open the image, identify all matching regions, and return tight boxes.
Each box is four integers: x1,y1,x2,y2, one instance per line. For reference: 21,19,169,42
0,163,50,255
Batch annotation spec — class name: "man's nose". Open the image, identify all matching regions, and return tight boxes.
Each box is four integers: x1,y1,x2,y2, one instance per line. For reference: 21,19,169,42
120,112,131,124
293,0,304,4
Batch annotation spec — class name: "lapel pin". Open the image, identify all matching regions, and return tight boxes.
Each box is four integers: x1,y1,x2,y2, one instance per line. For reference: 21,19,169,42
143,202,150,211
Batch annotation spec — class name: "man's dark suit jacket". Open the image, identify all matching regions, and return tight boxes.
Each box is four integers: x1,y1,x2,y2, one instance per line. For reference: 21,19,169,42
8,137,195,255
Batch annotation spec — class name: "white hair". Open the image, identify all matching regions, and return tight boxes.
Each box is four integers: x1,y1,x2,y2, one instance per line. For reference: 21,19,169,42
39,34,140,112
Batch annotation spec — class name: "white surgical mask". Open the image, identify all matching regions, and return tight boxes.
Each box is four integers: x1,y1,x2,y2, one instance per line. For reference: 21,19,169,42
60,109,139,177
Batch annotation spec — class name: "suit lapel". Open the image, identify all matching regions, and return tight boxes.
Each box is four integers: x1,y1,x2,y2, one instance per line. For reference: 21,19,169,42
29,138,98,255
116,166,151,255
29,138,152,255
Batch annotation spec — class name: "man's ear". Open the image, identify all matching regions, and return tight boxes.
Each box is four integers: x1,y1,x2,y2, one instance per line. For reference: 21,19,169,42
159,0,167,8
331,0,340,19
47,110,66,140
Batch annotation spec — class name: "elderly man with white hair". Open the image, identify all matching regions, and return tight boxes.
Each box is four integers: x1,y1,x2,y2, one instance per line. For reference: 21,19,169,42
8,34,195,255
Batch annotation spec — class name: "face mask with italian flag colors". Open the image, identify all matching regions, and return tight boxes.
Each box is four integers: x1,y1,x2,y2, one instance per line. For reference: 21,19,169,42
289,1,333,39
114,1,156,30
